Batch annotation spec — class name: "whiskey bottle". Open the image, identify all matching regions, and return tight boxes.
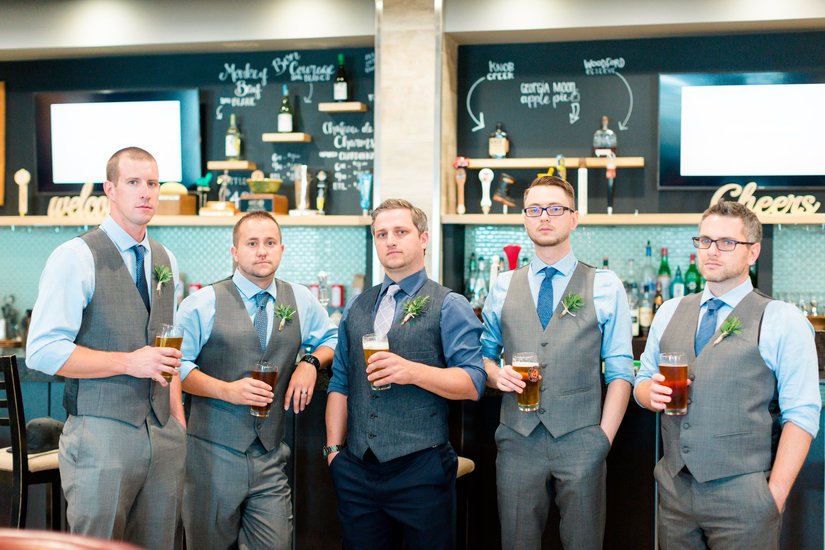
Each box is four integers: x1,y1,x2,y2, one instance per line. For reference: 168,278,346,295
225,113,242,161
333,53,349,102
488,122,510,159
592,115,617,157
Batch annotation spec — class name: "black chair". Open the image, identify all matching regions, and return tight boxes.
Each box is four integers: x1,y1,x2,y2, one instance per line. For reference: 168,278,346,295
0,355,61,529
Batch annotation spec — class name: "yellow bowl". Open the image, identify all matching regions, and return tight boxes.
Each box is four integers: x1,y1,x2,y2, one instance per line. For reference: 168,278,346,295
247,178,282,194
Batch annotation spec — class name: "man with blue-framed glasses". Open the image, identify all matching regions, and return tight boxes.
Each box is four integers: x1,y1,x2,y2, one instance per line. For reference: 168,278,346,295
480,175,634,550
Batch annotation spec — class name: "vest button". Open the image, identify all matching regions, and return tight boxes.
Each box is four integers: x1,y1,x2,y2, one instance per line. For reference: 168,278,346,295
540,342,548,347
371,394,378,399
687,398,692,405
540,386,546,392
682,446,690,453
682,423,690,429
369,413,377,419
538,408,546,414
368,433,376,439
688,374,695,381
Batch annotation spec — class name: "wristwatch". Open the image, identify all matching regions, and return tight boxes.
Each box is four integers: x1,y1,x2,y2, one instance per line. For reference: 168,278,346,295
300,354,321,370
323,444,345,457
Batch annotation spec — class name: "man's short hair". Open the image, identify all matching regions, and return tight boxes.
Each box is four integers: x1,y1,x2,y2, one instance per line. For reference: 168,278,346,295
701,200,762,243
106,147,157,183
233,211,282,246
370,198,428,235
523,175,576,209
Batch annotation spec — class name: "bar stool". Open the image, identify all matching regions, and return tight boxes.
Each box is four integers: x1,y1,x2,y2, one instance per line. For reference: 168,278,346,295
0,355,62,529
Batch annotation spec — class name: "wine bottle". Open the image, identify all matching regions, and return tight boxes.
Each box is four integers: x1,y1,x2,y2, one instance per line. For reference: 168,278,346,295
278,84,293,133
639,284,653,336
333,53,349,102
671,266,685,298
685,254,701,294
225,113,242,161
488,122,510,159
657,247,672,301
592,115,617,157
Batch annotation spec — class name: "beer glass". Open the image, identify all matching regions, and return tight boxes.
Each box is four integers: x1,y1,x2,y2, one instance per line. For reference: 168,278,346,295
659,352,688,415
154,324,183,381
362,333,390,390
250,361,278,417
512,352,540,412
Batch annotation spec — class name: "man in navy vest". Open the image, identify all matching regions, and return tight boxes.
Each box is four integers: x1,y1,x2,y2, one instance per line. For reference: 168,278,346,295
635,200,821,549
27,147,186,549
176,211,336,550
480,176,634,550
325,198,486,550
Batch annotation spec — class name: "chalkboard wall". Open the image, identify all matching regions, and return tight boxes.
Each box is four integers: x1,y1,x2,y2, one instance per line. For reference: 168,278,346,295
0,46,375,216
457,31,825,216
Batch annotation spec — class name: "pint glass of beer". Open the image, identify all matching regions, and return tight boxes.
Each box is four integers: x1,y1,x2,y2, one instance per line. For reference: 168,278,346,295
250,361,278,417
362,333,390,390
155,324,183,381
512,352,540,412
659,352,688,415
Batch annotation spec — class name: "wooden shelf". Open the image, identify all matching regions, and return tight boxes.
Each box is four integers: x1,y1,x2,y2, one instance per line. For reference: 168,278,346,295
462,157,645,169
0,215,371,227
206,160,257,171
318,101,368,113
262,132,312,143
441,212,825,226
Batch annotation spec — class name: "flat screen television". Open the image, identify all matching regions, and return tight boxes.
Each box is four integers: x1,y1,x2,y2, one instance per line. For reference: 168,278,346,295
658,72,825,190
35,89,202,193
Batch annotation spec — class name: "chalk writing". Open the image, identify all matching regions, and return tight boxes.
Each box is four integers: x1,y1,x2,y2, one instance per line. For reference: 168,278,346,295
583,57,625,75
365,52,375,74
487,60,515,81
520,81,551,108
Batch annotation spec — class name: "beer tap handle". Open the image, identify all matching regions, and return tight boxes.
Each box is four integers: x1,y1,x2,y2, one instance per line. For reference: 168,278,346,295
455,168,467,215
479,168,494,215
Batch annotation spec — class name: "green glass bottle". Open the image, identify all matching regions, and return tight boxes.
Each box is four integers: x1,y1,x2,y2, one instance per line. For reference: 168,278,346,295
657,247,672,301
333,53,349,102
685,253,701,294
278,84,293,133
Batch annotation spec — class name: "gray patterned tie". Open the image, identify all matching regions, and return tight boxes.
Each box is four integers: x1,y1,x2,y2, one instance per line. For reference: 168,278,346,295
254,292,269,351
132,244,150,311
373,284,400,335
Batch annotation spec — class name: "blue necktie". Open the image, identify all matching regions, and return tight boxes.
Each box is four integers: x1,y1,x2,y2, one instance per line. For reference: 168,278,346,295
537,267,558,330
132,245,150,311
254,292,269,351
695,298,723,355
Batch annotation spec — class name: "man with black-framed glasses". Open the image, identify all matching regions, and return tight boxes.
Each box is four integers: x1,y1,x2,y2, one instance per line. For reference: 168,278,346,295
480,175,634,550
635,200,820,550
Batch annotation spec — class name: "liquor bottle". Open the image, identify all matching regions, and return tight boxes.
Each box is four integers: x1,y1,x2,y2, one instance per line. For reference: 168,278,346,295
278,84,293,133
602,255,609,269
465,252,478,300
628,282,640,338
624,259,638,295
225,113,242,161
471,257,488,310
653,281,664,313
489,255,502,291
640,241,657,297
685,254,701,294
592,115,617,157
657,248,672,301
671,266,685,298
333,53,349,102
639,284,654,336
489,122,510,159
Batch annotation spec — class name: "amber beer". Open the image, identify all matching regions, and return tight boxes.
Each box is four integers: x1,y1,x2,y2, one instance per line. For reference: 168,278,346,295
512,352,540,412
362,333,390,390
155,324,183,381
659,352,688,415
250,361,278,417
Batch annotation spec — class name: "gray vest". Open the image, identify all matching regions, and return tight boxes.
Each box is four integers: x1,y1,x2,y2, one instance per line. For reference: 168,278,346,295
187,278,302,453
66,228,174,427
345,279,451,462
659,290,778,482
500,263,603,438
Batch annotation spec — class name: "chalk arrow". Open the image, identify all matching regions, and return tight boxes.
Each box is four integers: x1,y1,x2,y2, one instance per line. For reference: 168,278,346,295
569,103,580,125
216,105,224,120
467,76,486,132
303,83,314,104
614,71,633,130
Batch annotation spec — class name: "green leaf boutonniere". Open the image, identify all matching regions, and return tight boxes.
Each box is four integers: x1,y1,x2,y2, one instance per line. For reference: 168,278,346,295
275,304,296,331
713,315,742,346
400,295,430,326
153,265,172,295
560,293,583,318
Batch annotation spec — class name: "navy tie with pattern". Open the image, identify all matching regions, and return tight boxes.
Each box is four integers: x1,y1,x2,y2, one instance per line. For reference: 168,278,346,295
537,267,558,330
694,298,723,355
254,292,269,351
132,244,150,311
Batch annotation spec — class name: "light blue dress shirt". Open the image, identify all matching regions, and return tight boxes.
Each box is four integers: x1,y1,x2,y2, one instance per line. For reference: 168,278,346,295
480,252,635,386
327,269,488,399
635,279,821,438
176,270,338,380
26,215,182,376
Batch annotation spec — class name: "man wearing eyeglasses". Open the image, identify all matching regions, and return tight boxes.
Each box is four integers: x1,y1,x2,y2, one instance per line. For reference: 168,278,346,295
634,200,820,550
480,175,634,550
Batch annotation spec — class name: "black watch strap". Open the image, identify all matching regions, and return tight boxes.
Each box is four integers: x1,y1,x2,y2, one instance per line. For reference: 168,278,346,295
301,354,321,370
323,444,345,457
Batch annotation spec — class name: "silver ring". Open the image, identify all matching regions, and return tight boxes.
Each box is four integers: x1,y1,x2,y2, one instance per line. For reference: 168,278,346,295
300,391,308,395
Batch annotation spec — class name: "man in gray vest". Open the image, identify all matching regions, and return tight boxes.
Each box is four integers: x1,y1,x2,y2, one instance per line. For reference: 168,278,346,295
635,200,821,549
325,198,487,550
27,147,186,549
480,176,634,550
177,211,336,550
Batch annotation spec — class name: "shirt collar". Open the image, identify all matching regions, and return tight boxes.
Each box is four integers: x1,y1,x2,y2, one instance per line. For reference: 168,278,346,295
100,214,150,252
233,270,277,301
529,251,577,278
382,268,427,298
700,278,753,309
